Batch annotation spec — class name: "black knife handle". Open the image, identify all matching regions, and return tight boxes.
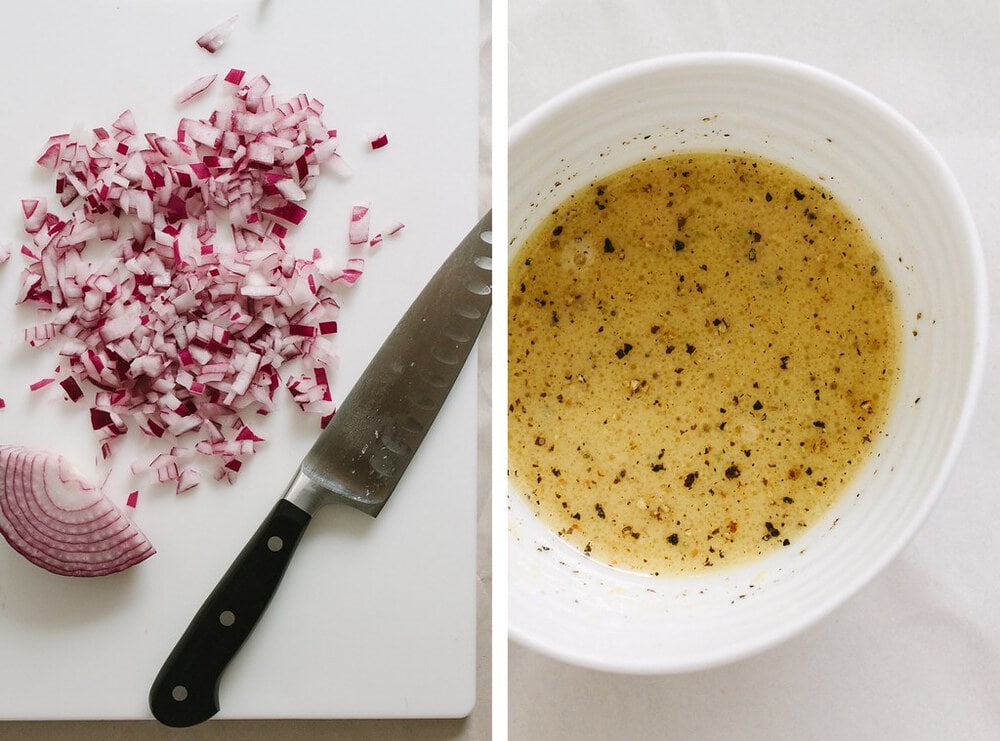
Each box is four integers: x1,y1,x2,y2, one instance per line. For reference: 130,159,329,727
149,498,312,727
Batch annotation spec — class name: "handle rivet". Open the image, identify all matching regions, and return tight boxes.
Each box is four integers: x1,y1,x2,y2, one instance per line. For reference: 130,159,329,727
171,685,188,702
219,610,236,627
267,536,284,552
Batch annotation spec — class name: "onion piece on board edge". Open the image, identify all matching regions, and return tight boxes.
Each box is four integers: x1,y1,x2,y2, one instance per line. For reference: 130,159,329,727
0,445,154,577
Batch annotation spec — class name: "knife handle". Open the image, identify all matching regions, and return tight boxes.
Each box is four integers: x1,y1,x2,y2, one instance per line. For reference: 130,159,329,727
149,498,312,727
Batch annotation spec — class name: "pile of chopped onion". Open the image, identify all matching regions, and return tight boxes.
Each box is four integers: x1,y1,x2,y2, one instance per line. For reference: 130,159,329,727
15,71,401,494
0,445,154,577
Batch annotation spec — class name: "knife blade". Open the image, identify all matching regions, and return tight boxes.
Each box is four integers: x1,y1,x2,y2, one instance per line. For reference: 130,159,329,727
149,211,492,727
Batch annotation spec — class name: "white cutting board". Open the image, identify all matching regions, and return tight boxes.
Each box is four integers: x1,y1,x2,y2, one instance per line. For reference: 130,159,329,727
0,0,480,720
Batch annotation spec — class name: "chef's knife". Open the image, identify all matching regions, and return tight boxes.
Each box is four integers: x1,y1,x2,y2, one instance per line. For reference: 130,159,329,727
149,211,492,727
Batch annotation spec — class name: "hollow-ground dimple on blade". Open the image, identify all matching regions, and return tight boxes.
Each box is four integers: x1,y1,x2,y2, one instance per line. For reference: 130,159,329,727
299,211,492,516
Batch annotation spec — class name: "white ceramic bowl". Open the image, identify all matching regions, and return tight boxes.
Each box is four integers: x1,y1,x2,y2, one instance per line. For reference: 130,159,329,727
508,53,988,673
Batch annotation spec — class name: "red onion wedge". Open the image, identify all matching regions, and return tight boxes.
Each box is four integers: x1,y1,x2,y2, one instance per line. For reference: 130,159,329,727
196,15,238,54
0,446,154,576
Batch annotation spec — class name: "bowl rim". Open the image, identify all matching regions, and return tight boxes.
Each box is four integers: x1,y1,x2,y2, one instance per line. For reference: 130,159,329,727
507,51,990,672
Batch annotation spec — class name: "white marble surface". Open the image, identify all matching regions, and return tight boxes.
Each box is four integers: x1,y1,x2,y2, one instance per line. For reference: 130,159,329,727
508,1,1000,739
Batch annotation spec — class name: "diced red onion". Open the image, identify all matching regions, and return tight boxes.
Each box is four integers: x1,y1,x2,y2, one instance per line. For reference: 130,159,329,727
35,136,66,170
334,257,365,285
21,199,48,233
325,152,353,178
175,74,218,106
0,446,155,576
274,178,306,202
349,204,370,245
263,202,308,225
14,71,393,494
369,132,389,150
234,425,264,442
60,377,84,402
176,467,201,494
196,15,238,54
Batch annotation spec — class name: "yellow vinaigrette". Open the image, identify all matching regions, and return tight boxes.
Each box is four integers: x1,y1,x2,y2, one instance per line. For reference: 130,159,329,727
508,152,901,575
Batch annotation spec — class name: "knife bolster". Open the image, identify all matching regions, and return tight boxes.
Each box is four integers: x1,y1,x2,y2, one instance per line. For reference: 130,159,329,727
281,468,335,515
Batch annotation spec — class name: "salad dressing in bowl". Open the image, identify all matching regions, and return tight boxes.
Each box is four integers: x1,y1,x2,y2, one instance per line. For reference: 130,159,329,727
509,151,901,575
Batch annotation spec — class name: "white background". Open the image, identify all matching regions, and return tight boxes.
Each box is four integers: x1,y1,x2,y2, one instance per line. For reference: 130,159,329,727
508,1,1000,739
